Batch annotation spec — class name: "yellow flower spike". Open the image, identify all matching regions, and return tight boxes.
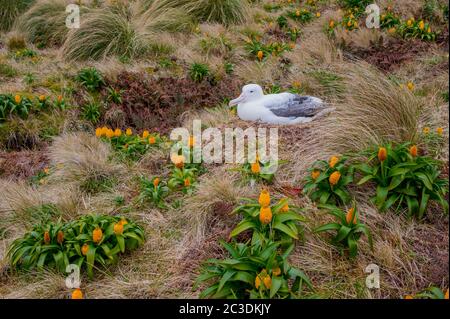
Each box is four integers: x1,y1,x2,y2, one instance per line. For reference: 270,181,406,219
171,154,185,168
272,267,281,276
119,218,128,226
423,127,430,134
81,244,89,256
329,156,339,168
39,95,46,102
311,170,320,180
57,95,63,103
258,189,271,207
44,231,51,244
427,26,431,33
92,227,103,244
329,20,335,28
407,19,412,26
347,20,352,27
316,12,321,17
445,288,449,299
329,171,341,186
113,223,124,235
126,128,132,136
378,147,387,162
255,275,261,289
142,130,149,138
404,295,414,299
114,128,122,137
280,200,289,213
101,126,109,136
95,127,103,137
15,95,21,104
106,129,114,139
188,136,195,148
437,127,444,135
259,206,273,224
71,288,83,299
406,82,414,91
149,136,156,144
419,20,425,30
345,207,357,224
409,145,418,157
57,231,64,244
292,81,301,88
184,178,191,187
43,167,49,174
296,9,300,16
153,178,160,188
257,50,264,61
388,27,396,34
251,162,261,174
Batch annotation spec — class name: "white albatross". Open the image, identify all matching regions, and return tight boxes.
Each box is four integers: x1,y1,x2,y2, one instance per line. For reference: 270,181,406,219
229,84,333,124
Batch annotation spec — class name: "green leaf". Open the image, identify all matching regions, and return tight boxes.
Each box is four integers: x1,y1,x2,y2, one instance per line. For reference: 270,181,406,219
357,175,374,185
415,172,433,191
86,245,96,279
347,234,358,258
229,220,257,238
273,223,298,239
117,235,125,253
314,223,341,233
217,270,236,293
335,225,351,242
270,276,283,298
376,185,389,207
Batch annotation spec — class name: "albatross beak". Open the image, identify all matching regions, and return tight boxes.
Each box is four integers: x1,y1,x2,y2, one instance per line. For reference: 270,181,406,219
229,93,245,107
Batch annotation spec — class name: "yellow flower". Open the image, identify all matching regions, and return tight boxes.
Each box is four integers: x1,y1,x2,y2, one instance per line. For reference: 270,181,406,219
119,218,128,226
407,19,412,27
407,82,414,91
71,288,83,299
346,207,357,224
258,189,271,207
419,20,425,30
329,20,335,28
142,130,149,138
259,206,273,224
263,275,272,289
257,50,264,61
101,126,109,136
280,201,289,213
255,270,272,289
171,154,185,168
15,95,21,104
445,288,449,299
126,128,132,136
106,129,114,139
153,177,160,188
409,145,418,157
292,81,301,88
311,170,320,180
316,12,321,17
388,27,396,34
251,162,261,174
404,295,414,299
184,178,191,187
43,167,49,175
329,156,339,168
378,147,387,162
347,20,352,27
427,26,431,33
296,10,300,16
57,95,63,103
95,127,103,137
423,127,430,134
81,244,89,256
437,127,444,135
113,128,121,137
188,136,195,148
289,42,296,49
57,230,64,244
44,231,51,245
149,136,156,144
39,95,46,102
92,227,103,244
329,171,341,186
272,267,281,276
255,275,261,289
113,223,124,235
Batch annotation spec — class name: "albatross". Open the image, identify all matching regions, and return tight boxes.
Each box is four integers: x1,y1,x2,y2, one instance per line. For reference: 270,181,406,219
229,84,332,124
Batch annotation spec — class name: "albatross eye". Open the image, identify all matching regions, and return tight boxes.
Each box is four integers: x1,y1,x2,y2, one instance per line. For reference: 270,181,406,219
250,90,254,93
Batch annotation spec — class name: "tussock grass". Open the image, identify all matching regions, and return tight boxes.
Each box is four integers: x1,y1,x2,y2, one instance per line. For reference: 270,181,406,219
15,0,74,47
48,133,125,192
293,61,425,178
62,0,191,61
0,0,34,31
160,0,249,26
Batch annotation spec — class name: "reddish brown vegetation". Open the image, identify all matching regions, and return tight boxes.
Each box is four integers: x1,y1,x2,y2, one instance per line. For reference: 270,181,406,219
0,149,48,181
100,72,242,133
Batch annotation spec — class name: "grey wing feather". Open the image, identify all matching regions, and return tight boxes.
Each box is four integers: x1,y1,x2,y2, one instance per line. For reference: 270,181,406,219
267,94,327,118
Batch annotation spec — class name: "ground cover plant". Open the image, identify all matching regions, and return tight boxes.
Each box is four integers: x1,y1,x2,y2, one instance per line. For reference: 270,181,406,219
0,0,448,300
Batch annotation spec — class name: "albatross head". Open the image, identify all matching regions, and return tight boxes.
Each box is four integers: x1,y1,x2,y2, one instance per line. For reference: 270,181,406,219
229,84,264,106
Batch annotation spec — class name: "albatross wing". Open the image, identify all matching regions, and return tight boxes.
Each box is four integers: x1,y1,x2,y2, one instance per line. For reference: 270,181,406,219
263,93,326,118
